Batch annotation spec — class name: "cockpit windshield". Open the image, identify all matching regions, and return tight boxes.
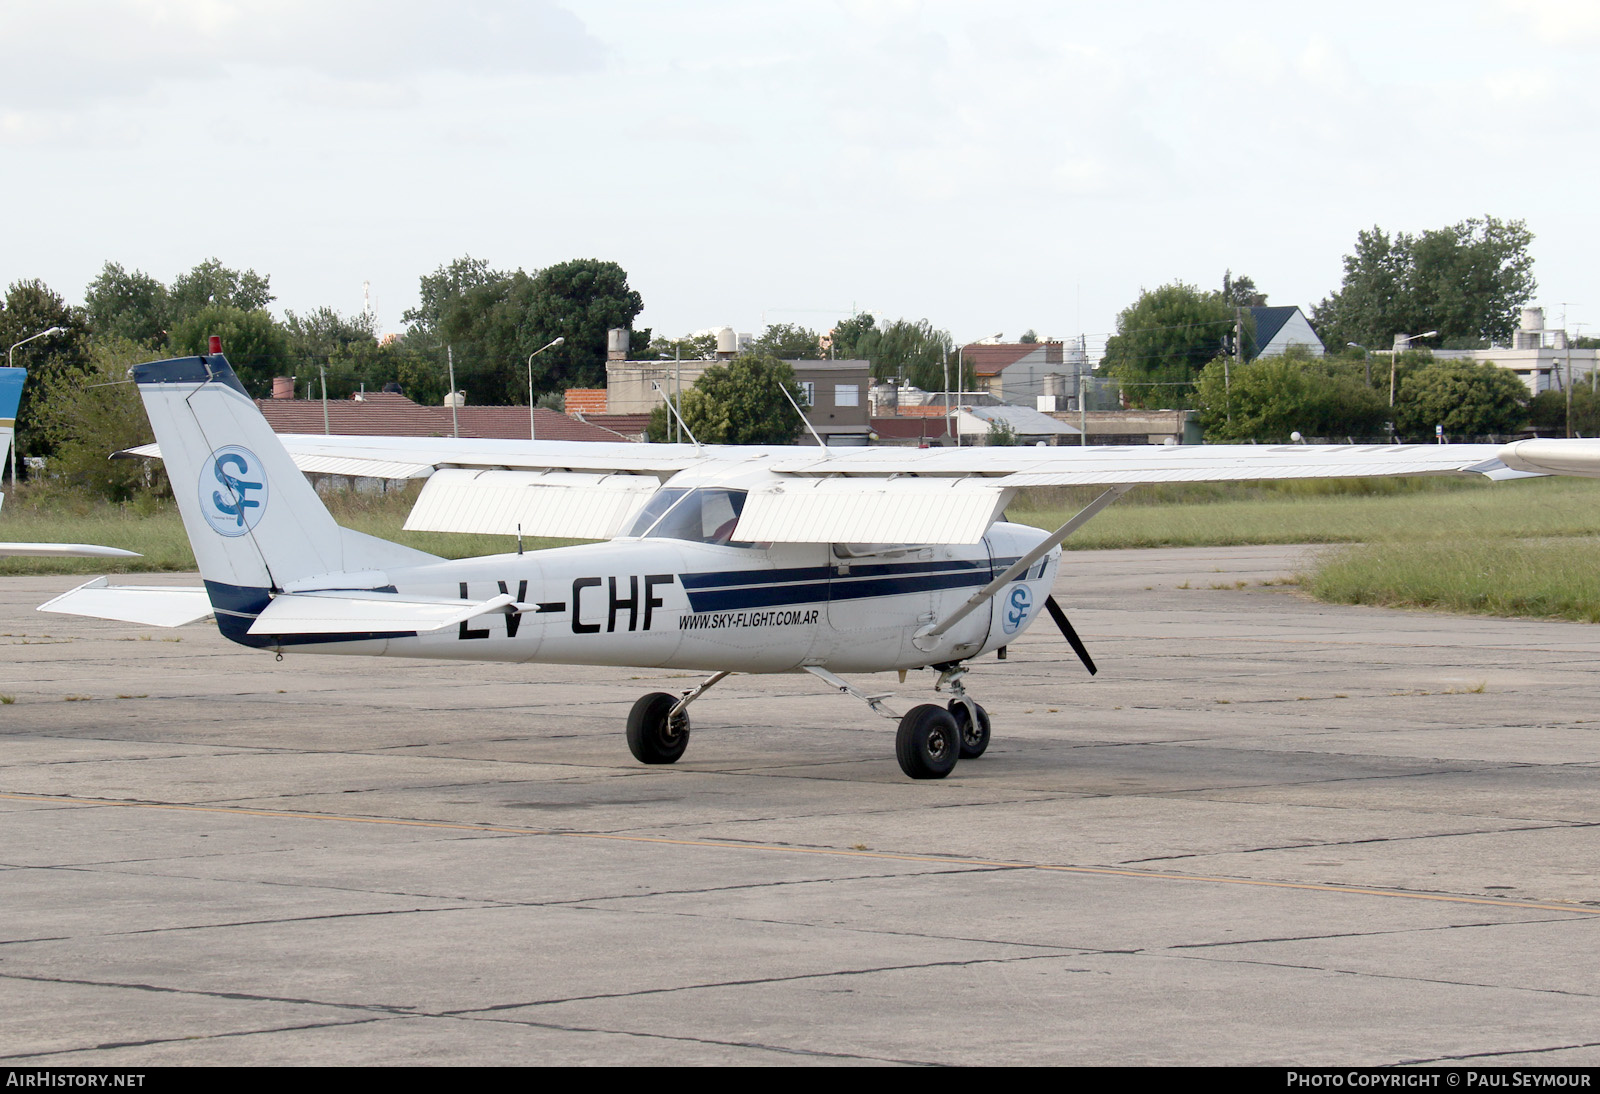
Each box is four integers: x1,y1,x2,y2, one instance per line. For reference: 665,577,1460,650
624,487,749,545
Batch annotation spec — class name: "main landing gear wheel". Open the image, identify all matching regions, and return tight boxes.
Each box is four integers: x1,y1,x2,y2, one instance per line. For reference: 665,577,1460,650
948,700,991,759
896,704,960,780
626,692,690,765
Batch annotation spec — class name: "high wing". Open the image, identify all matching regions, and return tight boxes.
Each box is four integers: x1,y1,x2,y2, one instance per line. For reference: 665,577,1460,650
125,434,1527,546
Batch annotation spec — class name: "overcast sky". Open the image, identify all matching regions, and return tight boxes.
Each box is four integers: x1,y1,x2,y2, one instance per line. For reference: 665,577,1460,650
3,0,1596,357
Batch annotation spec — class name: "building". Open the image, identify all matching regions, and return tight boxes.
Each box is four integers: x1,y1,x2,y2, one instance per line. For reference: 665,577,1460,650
604,355,873,445
1246,306,1325,359
960,338,1090,407
1433,307,1598,395
257,389,620,442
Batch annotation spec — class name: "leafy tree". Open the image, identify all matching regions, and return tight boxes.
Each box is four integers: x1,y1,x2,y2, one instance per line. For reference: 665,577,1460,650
984,417,1019,446
85,262,169,347
1222,270,1266,307
751,322,824,360
1017,330,1038,344
520,258,646,391
32,338,162,500
1394,361,1528,439
828,313,877,359
168,305,292,397
645,332,718,361
1313,217,1535,349
283,306,378,361
646,354,805,444
1,279,92,465
842,317,960,390
1196,348,1387,442
1529,386,1600,437
168,258,273,323
403,255,506,335
1101,283,1233,408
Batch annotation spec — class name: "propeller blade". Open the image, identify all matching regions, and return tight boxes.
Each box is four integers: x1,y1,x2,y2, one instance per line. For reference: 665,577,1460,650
1044,595,1097,676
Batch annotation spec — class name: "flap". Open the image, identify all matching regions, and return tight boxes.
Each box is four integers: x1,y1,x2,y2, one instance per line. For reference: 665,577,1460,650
403,468,660,539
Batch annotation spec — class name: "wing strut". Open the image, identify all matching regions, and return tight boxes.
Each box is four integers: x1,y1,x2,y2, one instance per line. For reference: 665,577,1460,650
912,484,1132,652
1044,595,1097,675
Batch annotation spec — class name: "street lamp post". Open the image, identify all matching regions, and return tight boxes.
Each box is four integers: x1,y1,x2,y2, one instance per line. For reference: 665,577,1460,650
1389,330,1438,407
6,326,66,487
950,333,1002,448
526,337,565,440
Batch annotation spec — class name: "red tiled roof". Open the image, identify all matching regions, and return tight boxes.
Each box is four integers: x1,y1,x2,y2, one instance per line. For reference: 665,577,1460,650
576,412,653,440
871,417,955,440
256,392,626,443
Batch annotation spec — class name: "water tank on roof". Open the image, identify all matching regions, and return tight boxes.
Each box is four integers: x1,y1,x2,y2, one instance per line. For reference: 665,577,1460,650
271,377,294,400
1522,307,1545,332
443,391,467,408
716,327,738,356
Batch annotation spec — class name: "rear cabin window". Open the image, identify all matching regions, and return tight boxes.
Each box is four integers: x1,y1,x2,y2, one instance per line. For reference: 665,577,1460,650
625,488,749,545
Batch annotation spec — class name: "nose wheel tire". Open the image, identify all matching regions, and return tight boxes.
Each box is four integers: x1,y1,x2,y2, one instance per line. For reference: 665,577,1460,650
626,692,691,764
896,704,961,779
947,700,991,759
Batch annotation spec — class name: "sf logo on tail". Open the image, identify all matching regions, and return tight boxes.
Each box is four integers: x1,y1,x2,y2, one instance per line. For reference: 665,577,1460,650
200,446,268,536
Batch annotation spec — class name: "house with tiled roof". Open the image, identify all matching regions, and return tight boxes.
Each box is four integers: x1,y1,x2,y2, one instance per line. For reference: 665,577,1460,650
255,390,623,443
961,339,1089,407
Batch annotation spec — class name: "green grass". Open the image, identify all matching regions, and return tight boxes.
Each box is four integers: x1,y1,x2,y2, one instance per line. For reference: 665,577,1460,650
6,474,1600,623
1009,476,1600,551
0,482,577,577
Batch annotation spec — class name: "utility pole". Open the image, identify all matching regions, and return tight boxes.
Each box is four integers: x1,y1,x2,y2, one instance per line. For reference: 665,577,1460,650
447,344,459,438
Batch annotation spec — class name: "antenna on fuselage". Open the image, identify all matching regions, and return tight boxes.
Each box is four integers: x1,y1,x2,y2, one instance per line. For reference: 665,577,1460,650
650,380,701,451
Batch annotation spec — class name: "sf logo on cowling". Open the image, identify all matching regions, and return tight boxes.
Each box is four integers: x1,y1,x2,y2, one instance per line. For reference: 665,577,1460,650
1002,583,1032,634
200,446,268,537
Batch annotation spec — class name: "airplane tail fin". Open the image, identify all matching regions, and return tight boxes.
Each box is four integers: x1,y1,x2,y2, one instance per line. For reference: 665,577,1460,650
0,366,26,509
131,354,437,599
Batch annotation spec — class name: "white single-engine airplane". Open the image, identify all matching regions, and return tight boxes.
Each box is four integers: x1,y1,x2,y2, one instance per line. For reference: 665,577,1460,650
38,353,1600,778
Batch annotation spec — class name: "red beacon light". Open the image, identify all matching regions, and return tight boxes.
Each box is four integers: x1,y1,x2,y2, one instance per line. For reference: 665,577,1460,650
208,335,222,355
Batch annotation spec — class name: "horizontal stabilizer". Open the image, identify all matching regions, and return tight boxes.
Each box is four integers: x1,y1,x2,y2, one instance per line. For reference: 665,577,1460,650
0,542,141,558
38,577,211,627
247,590,520,636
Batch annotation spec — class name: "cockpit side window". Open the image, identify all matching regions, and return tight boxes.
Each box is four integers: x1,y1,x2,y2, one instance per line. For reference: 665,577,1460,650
625,487,750,545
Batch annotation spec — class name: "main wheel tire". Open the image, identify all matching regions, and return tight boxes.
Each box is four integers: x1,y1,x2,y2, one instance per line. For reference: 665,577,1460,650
948,699,991,759
896,704,961,780
626,692,690,764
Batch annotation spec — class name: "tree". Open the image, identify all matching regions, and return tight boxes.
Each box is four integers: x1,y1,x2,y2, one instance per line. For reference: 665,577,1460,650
838,317,959,390
1,279,91,465
1195,348,1388,442
984,417,1019,446
520,258,646,391
168,258,274,323
645,332,718,361
168,305,292,397
1018,330,1039,344
1394,361,1528,439
32,338,162,500
646,354,806,444
1530,386,1600,437
1221,270,1266,307
85,262,169,346
283,306,378,361
751,322,824,360
403,255,505,335
1100,283,1232,408
1312,217,1535,350
828,314,877,359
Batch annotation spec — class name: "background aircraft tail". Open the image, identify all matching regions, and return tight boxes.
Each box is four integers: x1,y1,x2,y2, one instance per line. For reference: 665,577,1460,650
0,366,26,511
131,354,436,596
